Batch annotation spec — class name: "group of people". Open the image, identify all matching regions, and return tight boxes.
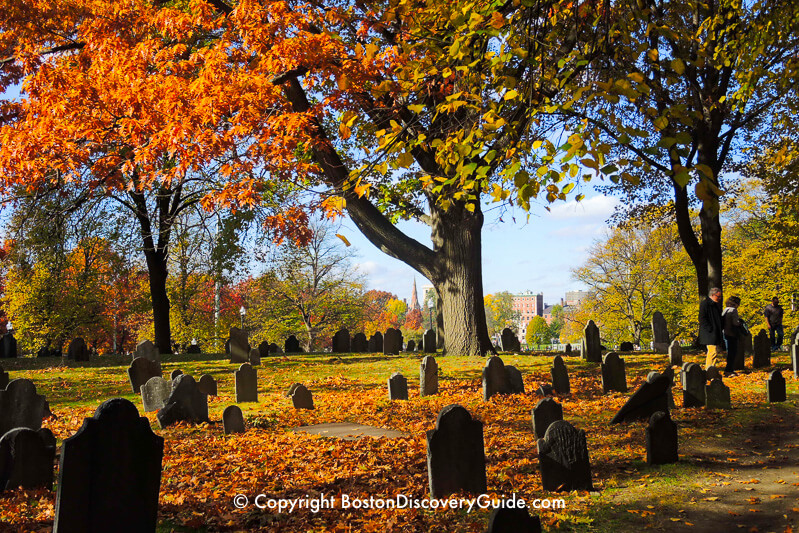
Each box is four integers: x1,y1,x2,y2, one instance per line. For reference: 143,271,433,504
699,289,784,377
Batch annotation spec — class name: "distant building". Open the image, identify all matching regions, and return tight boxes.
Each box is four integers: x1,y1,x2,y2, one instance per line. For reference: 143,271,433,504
512,291,544,340
409,278,421,312
564,290,591,307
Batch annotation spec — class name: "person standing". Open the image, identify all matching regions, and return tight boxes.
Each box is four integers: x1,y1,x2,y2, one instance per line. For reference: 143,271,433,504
722,296,742,377
764,297,784,352
699,287,725,369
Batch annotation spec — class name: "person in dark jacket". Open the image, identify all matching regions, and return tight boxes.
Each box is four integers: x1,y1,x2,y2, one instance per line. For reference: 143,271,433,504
764,297,784,352
699,287,724,369
722,296,742,377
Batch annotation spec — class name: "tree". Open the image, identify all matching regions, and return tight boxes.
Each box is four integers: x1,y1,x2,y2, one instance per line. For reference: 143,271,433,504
483,292,520,338
525,316,550,346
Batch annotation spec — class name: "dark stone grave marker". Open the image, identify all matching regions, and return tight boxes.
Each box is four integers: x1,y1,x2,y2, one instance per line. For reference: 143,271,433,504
537,420,593,492
235,363,258,403
426,404,487,498
223,405,245,435
646,411,678,465
388,372,408,400
0,427,55,491
551,355,570,394
532,397,563,440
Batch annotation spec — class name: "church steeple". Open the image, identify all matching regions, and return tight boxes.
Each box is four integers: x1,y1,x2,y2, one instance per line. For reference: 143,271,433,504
410,277,421,311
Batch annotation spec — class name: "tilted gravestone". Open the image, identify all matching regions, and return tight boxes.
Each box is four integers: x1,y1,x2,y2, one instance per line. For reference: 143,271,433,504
128,357,161,394
651,311,670,353
705,378,731,409
501,328,520,352
368,331,384,353
647,370,675,409
269,342,282,355
420,356,439,396
427,404,487,498
235,363,258,403
0,379,47,435
423,329,436,354
53,398,163,533
140,376,171,413
486,507,542,533
290,384,314,409
228,327,250,364
0,365,8,390
767,370,786,403
0,427,56,491
351,333,368,353
753,329,771,368
601,352,627,393
506,366,525,394
582,320,601,363
67,337,90,362
198,374,217,397
135,340,160,363
248,348,261,367
388,372,408,400
537,420,593,492
170,369,183,380
384,328,402,355
668,340,682,367
619,341,634,352
551,355,570,394
223,405,245,435
610,372,671,424
257,341,270,359
156,375,210,428
332,329,351,353
284,335,301,353
646,411,678,465
482,356,511,401
406,340,416,352
532,397,563,439
681,363,706,408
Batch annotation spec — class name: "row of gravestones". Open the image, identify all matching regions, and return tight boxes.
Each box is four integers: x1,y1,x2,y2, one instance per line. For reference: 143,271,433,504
332,328,438,355
387,356,439,399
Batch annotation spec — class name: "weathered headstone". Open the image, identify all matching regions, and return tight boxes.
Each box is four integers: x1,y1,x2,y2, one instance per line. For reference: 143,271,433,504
0,379,46,436
368,331,384,353
135,339,160,363
128,357,161,394
257,340,270,359
222,405,245,435
532,397,563,439
501,328,520,352
286,383,302,397
284,335,301,353
269,342,282,355
384,328,401,355
537,420,593,492
228,327,250,363
741,330,753,356
506,365,525,394
0,365,8,390
420,356,438,396
564,343,572,355
482,356,511,401
486,507,542,533
351,333,368,353
170,369,183,380
647,370,675,409
0,427,55,491
601,352,627,393
406,340,416,352
1,333,18,358
705,378,731,409
53,398,163,533
767,370,786,403
668,340,682,367
156,375,210,428
67,338,89,362
186,343,201,354
423,329,436,354
651,311,670,353
705,365,721,381
235,363,258,403
582,320,601,363
551,355,570,394
427,404,487,498
198,374,217,397
290,384,314,409
619,341,634,352
752,329,771,368
248,348,261,366
646,411,678,465
140,376,171,413
332,329,351,353
537,384,554,397
682,363,706,408
610,372,670,424
388,372,409,400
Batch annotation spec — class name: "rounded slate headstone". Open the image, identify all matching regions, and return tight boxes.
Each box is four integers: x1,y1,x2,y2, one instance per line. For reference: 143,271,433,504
582,320,601,363
610,372,670,424
0,427,56,491
140,376,171,413
619,341,634,352
406,340,416,352
269,342,282,355
601,352,627,393
705,365,722,382
705,378,731,409
651,311,670,353
198,374,218,397
505,365,525,394
332,329,351,353
384,328,402,355
426,404,487,498
537,420,593,492
223,405,245,435
248,348,261,367
290,384,314,410
351,332,368,353
369,331,384,353
668,339,683,367
681,363,706,408
135,340,160,363
388,372,409,400
482,356,511,401
257,340,270,359
285,335,301,353
156,375,210,428
646,411,678,465
128,357,161,394
0,379,47,435
228,327,250,363
487,507,542,533
235,363,258,403
170,369,183,381
532,397,563,440
1,333,18,358
67,337,90,362
501,328,520,352
420,356,439,397
551,355,570,394
767,370,786,403
753,329,771,368
423,329,436,354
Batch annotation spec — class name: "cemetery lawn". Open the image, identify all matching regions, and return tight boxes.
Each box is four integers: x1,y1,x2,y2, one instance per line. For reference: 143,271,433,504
1,351,798,532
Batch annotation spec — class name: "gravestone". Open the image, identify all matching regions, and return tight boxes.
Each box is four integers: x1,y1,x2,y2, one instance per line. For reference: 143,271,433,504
537,384,554,397
286,383,302,397
1,333,17,358
619,341,634,352
741,330,753,356
53,398,163,533
37,344,60,358
156,375,210,428
406,340,416,352
170,369,183,380
482,356,511,401
351,333,368,353
705,378,731,409
501,328,520,352
332,329,351,353
0,365,8,390
752,329,771,368
601,352,627,393
368,331,384,353
537,420,593,492
792,339,799,377
269,342,282,355
610,372,670,424
67,337,89,362
140,376,171,413
223,405,245,435
290,384,314,409
423,329,436,354
668,340,682,367
0,427,55,491
551,356,570,394
198,374,218,397
258,341,270,359
564,343,572,355
135,340,160,363
646,411,678,465
186,343,201,354
767,370,786,403
388,372,409,400
235,363,258,403
0,379,47,435
228,327,250,363
582,320,601,363
651,311,670,353
128,357,161,394
532,397,563,439
248,348,261,366
705,365,722,382
384,328,401,355
681,363,706,408
733,341,746,371
420,356,439,396
426,404,487,498
647,370,675,409
486,507,542,533
284,335,301,353
506,366,525,394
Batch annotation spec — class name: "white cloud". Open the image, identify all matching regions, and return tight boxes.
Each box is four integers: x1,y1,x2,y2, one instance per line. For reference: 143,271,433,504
549,223,608,239
545,195,619,220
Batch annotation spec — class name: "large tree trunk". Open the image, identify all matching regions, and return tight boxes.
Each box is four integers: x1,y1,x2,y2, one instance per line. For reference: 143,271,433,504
143,248,172,354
